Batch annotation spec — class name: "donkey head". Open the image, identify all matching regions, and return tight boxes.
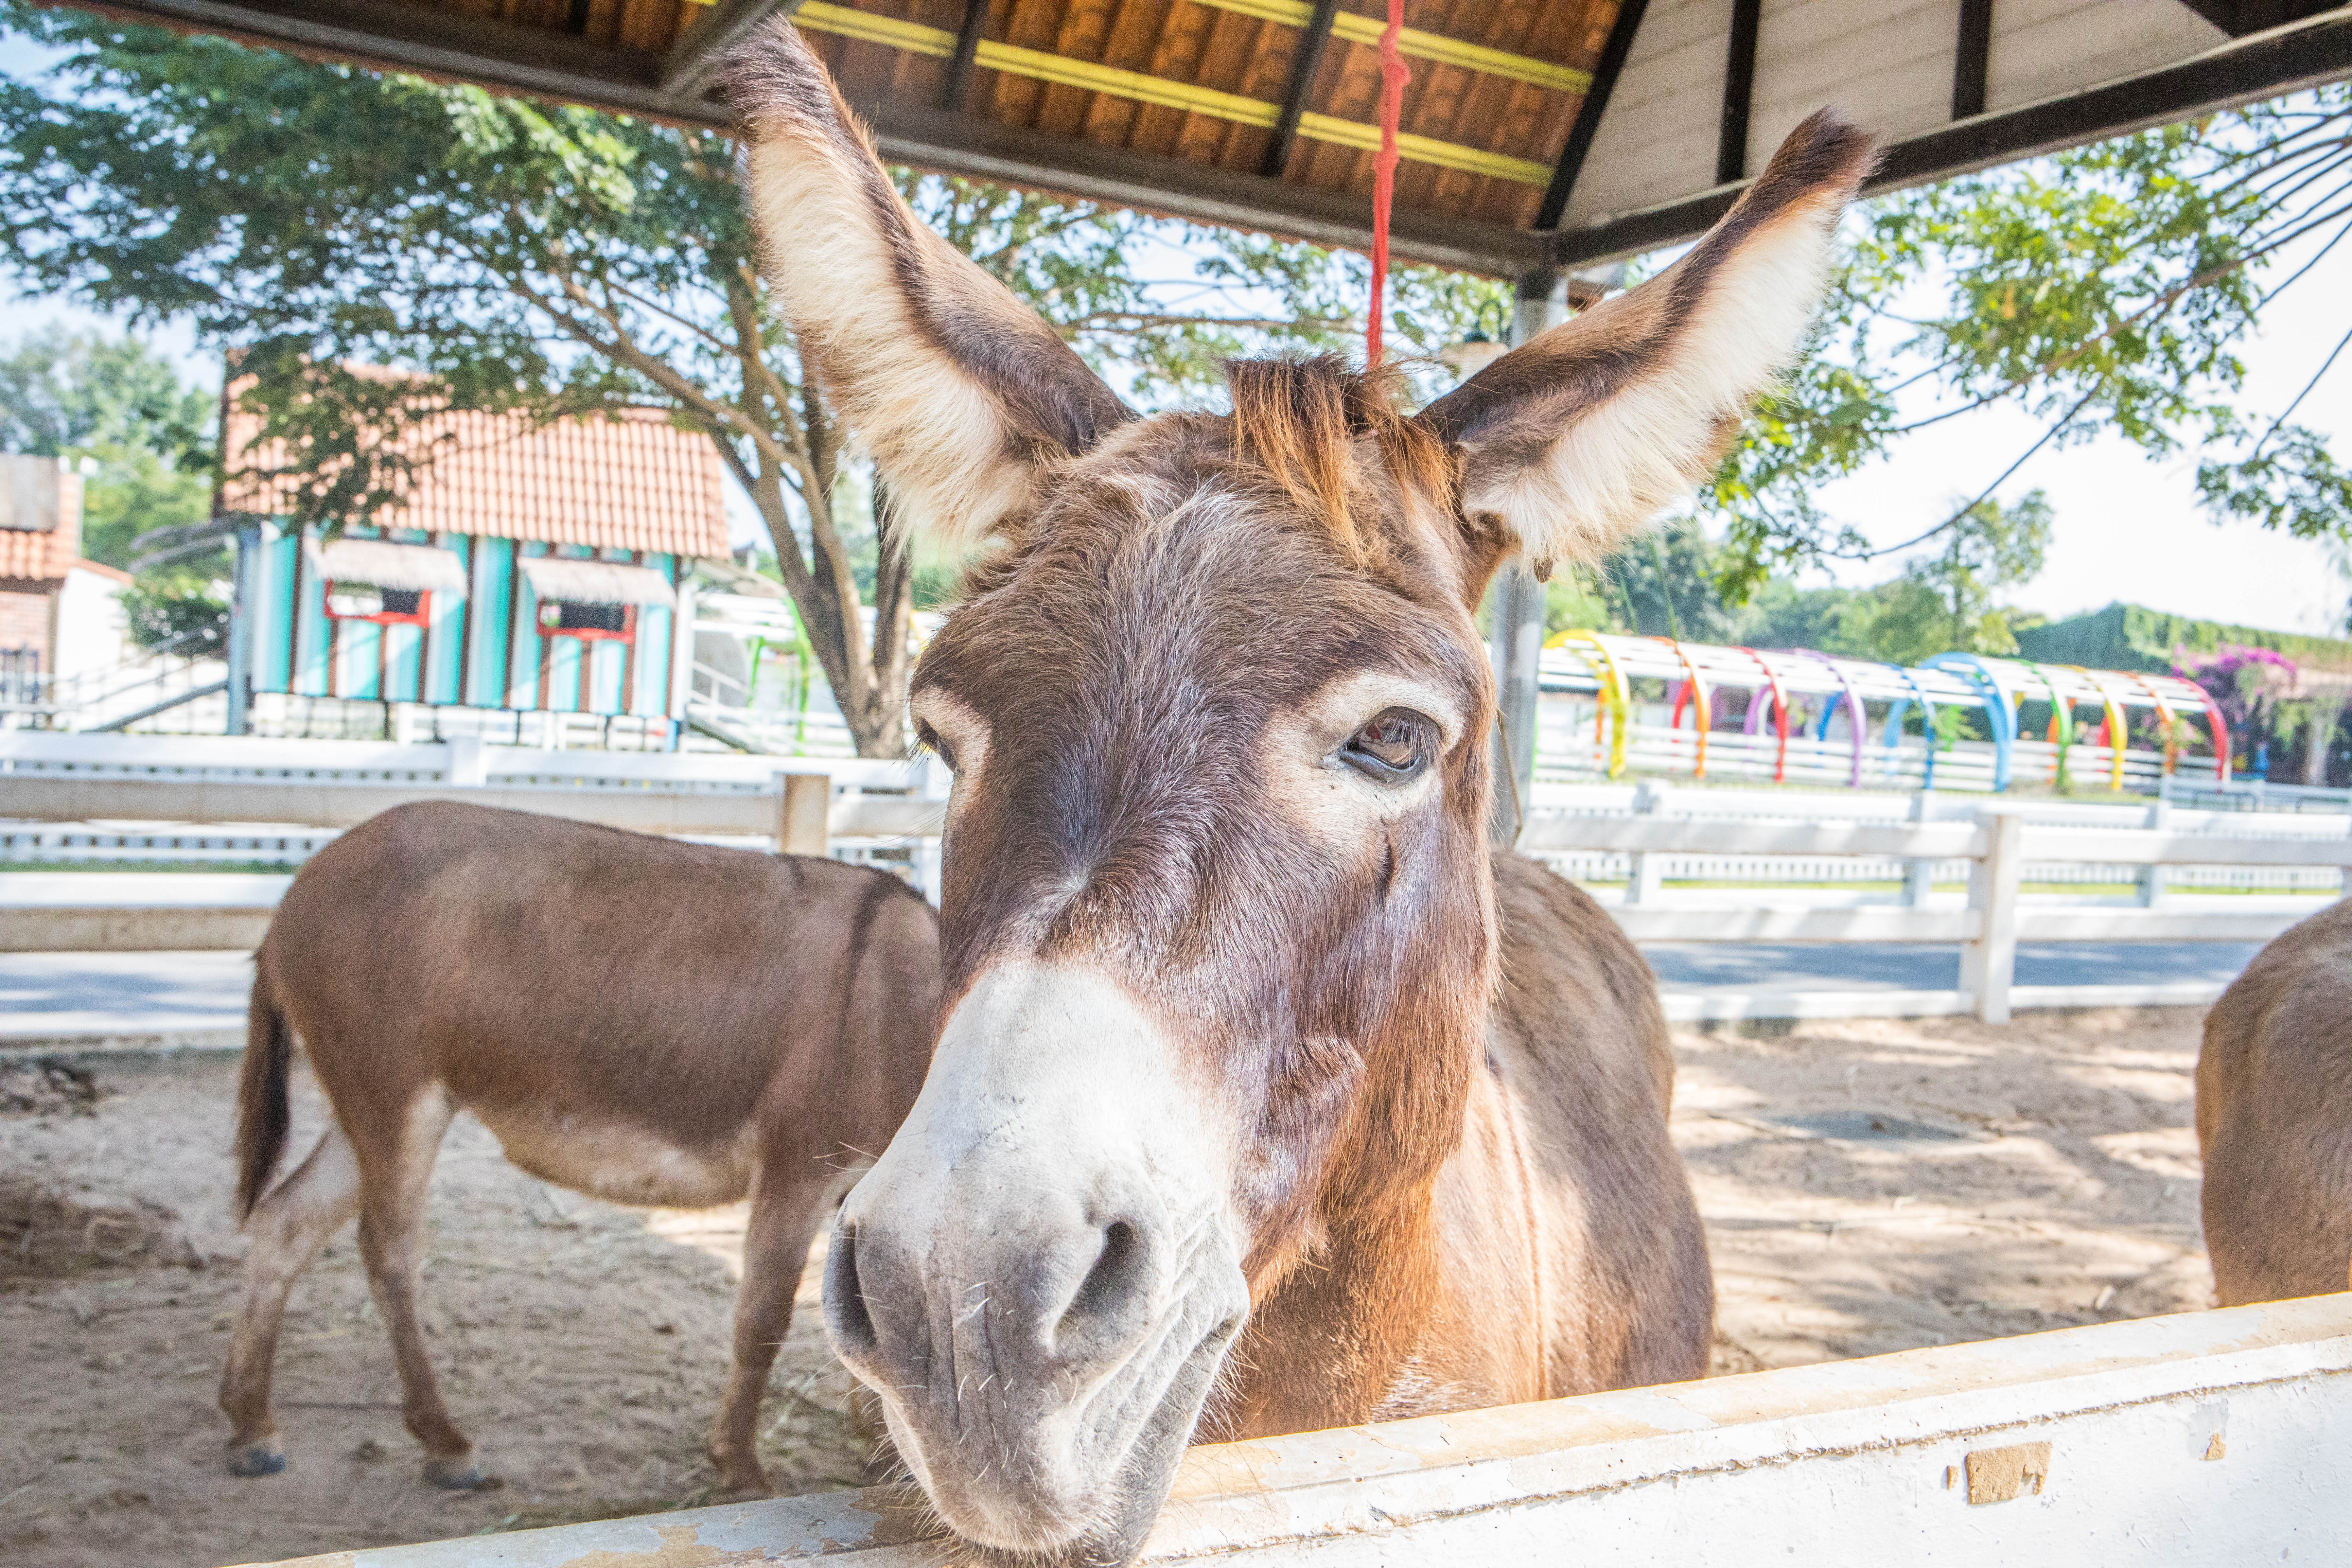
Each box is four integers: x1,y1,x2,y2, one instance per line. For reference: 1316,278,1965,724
729,25,1867,1564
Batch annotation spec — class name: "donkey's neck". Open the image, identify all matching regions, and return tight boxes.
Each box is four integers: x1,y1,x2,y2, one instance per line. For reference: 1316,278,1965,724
1214,1189,1449,1438
1215,1043,1540,1438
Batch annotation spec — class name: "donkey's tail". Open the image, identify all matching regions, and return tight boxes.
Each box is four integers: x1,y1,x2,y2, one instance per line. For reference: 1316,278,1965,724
234,957,294,1223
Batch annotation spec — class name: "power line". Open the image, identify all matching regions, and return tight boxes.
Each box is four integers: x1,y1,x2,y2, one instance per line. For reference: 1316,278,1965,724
2247,318,2352,464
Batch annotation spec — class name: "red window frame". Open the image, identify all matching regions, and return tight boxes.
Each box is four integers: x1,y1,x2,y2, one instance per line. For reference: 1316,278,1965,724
536,600,637,644
324,582,432,627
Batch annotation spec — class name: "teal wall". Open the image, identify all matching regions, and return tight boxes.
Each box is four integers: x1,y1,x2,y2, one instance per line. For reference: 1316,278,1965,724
239,523,684,720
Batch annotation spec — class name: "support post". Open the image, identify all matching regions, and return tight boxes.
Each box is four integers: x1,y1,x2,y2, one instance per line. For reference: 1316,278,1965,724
223,520,262,737
1902,788,1936,907
1486,269,1569,849
1961,808,2024,1025
776,771,831,858
445,733,487,787
1624,779,1668,904
2137,796,2170,906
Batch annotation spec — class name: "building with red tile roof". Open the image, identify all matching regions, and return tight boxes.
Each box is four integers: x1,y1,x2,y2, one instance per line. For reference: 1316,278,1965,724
219,396,731,737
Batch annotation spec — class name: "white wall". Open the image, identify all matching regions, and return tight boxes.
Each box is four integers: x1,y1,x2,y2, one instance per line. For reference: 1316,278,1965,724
52,565,129,677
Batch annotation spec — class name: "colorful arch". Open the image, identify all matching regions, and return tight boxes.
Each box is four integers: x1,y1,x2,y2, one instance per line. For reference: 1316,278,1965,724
2066,665,2132,792
1548,630,1632,779
1735,647,1793,783
1921,653,2018,792
1789,650,1869,787
1880,663,1940,790
1661,637,1714,778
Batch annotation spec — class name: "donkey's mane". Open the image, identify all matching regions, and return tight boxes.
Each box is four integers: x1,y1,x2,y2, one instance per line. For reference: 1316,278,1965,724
1224,355,1456,566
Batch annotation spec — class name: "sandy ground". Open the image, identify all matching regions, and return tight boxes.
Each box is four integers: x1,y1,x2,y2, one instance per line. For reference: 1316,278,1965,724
0,1008,2215,1568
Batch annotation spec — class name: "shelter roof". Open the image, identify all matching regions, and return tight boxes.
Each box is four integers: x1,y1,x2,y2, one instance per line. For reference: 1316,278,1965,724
220,402,731,561
66,1,2352,276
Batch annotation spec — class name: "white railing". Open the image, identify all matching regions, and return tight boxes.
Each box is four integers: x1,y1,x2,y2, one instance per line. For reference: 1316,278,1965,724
1520,804,2351,1022
7,733,2350,1021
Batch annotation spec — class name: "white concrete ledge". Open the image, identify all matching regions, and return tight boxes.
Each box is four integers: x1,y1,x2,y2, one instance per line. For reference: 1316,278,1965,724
240,1294,2352,1567
0,872,289,952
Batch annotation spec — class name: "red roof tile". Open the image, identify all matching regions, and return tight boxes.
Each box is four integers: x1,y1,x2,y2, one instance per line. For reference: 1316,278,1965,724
0,466,83,584
221,401,730,560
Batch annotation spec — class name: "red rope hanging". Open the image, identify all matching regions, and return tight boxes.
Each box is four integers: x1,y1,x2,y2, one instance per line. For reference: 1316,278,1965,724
1365,0,1409,367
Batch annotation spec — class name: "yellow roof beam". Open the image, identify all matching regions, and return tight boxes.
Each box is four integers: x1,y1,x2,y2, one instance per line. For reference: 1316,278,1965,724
790,2,1550,186
1187,0,1591,96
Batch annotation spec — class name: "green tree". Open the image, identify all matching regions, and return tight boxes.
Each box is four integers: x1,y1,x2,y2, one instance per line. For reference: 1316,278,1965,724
1821,491,2052,665
0,6,1499,754
0,327,215,567
0,327,227,648
1708,91,2352,598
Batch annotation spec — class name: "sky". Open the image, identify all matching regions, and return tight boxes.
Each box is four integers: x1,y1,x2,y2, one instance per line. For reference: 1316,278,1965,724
0,29,2342,640
1796,214,2351,637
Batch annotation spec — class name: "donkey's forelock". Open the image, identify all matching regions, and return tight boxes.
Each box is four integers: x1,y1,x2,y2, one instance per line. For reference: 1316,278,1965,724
1224,356,1465,572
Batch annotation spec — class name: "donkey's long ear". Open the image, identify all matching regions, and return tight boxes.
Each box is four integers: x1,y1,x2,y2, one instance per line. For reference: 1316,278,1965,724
724,22,1132,552
1418,110,1873,579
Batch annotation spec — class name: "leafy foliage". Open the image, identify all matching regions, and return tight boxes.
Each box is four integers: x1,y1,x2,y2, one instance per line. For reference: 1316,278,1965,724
1554,498,2047,672
0,327,225,647
0,4,1500,751
0,328,214,567
1711,90,2352,595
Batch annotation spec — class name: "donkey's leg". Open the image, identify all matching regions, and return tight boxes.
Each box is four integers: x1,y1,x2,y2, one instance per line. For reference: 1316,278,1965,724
219,1126,362,1476
708,1163,837,1494
353,1091,478,1488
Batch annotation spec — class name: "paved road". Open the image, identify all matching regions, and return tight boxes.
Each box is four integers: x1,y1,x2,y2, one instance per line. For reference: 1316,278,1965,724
0,940,2272,1045
0,950,252,1040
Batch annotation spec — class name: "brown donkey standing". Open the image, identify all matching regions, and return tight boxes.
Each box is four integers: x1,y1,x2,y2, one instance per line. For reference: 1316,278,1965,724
220,801,937,1493
2198,895,2352,1304
722,22,1871,1567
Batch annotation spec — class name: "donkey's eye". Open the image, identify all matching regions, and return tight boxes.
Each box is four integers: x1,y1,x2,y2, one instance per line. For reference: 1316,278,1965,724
916,721,957,772
1341,709,1435,783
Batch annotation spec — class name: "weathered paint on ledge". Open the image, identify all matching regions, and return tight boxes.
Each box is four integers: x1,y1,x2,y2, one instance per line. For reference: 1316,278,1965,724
239,1292,2352,1567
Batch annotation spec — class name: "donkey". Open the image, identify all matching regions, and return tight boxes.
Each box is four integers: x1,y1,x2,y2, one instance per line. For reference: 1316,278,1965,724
724,23,1870,1564
220,801,937,1494
2198,895,2352,1305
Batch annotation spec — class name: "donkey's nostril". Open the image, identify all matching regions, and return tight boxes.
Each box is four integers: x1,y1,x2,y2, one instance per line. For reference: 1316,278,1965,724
824,1225,880,1355
1057,1219,1144,1345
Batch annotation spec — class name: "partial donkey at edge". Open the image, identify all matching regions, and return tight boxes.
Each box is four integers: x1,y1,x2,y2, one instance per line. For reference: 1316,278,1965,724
221,801,938,1494
2198,894,2352,1306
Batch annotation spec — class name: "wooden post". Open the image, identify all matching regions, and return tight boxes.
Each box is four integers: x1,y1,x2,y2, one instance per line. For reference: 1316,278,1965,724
1961,808,2024,1025
1901,789,1935,907
776,771,830,858
1485,270,1569,850
445,733,486,786
1624,779,1667,905
2137,797,2169,907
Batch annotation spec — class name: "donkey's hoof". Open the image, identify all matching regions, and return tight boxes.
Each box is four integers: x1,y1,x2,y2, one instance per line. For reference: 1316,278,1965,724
226,1439,286,1478
421,1454,484,1491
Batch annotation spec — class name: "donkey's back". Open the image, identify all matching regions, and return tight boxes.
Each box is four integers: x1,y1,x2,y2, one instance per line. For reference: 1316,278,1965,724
251,800,935,1207
224,801,937,1493
2197,895,2352,1305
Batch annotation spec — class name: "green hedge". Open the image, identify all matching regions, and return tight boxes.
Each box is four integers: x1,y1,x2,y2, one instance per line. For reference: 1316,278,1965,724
2014,602,2352,675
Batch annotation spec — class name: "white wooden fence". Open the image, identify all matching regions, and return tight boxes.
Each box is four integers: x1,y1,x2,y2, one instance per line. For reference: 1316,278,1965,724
235,1292,2352,1568
7,733,2349,1021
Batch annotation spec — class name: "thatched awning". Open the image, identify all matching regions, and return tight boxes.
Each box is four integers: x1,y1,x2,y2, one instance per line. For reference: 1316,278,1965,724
313,538,470,594
519,556,679,608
